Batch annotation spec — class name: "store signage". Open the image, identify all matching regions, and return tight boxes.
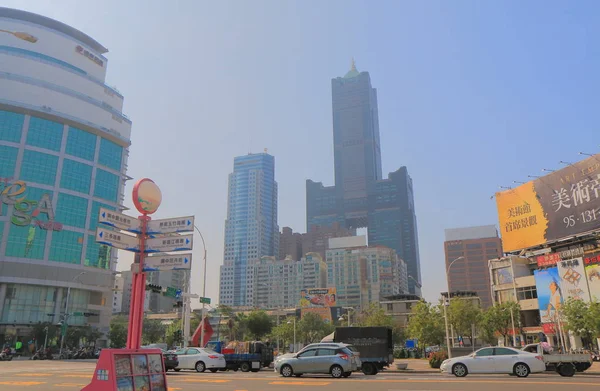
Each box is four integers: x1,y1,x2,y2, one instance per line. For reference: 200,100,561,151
75,45,104,67
0,178,62,231
536,253,560,267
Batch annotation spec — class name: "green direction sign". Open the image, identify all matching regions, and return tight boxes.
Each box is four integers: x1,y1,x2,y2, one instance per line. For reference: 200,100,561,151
73,311,83,316
61,322,67,337
164,287,179,298
199,297,211,305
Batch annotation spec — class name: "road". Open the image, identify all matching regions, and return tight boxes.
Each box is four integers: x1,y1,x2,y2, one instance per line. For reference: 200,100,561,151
0,361,598,391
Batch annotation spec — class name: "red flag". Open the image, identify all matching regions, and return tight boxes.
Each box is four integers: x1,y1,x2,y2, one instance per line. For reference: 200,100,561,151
191,317,214,347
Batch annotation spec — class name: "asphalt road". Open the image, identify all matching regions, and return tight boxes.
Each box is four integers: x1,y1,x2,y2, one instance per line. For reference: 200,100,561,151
0,361,598,391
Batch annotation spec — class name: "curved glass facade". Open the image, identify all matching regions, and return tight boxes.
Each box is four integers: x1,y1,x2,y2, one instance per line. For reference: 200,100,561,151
0,7,131,344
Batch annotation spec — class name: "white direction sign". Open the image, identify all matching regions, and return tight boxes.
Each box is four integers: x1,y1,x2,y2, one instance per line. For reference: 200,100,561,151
145,234,193,253
95,227,139,252
146,216,195,234
142,253,192,271
98,207,140,232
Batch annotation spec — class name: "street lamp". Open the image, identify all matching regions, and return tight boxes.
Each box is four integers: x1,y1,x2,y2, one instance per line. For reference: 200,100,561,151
443,256,464,358
503,307,517,347
193,225,208,348
59,271,86,356
341,307,354,327
287,318,296,353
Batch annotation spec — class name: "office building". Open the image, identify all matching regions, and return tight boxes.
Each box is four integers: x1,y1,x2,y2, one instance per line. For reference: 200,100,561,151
254,254,327,309
146,270,187,313
279,227,302,261
219,153,279,307
117,271,149,315
306,62,422,295
379,294,422,328
278,223,354,261
0,7,132,345
444,225,503,308
326,236,408,309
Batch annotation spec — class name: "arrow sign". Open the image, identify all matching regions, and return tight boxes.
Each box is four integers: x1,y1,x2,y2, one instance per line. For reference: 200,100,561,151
144,234,193,253
98,207,140,233
146,216,195,234
95,227,139,252
142,253,193,271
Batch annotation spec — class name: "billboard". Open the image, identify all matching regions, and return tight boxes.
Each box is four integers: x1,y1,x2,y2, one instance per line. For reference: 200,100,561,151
299,288,336,308
301,308,333,323
534,268,563,324
556,258,590,302
585,252,600,301
495,154,600,252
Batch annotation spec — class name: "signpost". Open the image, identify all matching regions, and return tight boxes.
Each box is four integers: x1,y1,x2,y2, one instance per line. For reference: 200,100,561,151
82,178,194,391
142,253,192,271
199,297,211,305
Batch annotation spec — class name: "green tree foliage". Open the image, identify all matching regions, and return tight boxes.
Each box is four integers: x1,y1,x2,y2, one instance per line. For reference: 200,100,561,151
356,302,405,345
270,318,296,350
447,299,481,345
561,298,600,345
30,322,58,346
406,302,445,349
108,318,127,348
246,310,273,340
164,319,182,348
142,319,166,345
479,302,520,346
298,313,335,344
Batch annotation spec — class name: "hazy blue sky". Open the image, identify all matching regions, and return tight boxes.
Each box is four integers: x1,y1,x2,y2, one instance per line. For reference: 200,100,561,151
7,1,599,305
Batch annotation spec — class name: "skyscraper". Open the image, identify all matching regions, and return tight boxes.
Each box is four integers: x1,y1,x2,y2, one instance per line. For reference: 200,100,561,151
219,153,279,307
306,61,422,295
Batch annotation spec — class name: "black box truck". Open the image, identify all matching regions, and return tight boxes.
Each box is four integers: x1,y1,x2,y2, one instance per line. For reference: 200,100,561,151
333,327,393,375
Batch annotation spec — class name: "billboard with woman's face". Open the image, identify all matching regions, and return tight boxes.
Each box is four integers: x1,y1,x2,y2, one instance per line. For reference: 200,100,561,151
535,267,563,324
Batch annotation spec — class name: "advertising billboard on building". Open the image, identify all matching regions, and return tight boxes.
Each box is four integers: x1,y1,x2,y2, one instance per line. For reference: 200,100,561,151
556,258,590,302
534,267,563,324
584,252,600,301
495,154,600,253
299,288,336,308
301,307,333,323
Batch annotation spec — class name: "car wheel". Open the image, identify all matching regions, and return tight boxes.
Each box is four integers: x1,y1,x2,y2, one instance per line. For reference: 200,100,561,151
558,364,575,377
452,363,468,377
195,361,206,373
513,363,530,378
342,372,351,378
330,364,344,379
240,362,251,372
280,364,293,377
209,369,218,373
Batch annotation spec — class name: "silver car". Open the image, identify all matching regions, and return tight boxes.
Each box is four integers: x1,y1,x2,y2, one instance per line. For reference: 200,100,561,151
275,343,358,378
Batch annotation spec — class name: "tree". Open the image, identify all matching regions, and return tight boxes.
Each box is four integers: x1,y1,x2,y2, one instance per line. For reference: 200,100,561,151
30,322,58,347
246,310,273,340
297,313,334,344
142,319,166,345
406,302,445,349
561,298,600,348
479,302,520,346
447,299,481,346
270,319,295,351
356,303,394,327
108,319,127,348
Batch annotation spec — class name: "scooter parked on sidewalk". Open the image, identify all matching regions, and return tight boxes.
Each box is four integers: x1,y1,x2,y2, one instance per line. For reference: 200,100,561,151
0,347,13,361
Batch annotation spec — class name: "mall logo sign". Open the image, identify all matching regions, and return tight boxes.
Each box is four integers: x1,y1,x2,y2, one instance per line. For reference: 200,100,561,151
0,177,63,231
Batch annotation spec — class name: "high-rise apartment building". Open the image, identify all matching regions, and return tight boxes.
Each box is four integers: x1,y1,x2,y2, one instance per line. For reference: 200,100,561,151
0,7,131,344
254,254,327,309
219,153,279,307
279,223,354,261
444,225,503,308
306,62,422,295
279,227,302,261
326,236,408,309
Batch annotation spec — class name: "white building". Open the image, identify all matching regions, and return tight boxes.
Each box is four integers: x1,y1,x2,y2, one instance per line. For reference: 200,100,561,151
326,236,408,309
112,275,124,314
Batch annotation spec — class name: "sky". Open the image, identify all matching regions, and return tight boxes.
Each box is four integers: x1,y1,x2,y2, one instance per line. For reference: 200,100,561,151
6,0,600,305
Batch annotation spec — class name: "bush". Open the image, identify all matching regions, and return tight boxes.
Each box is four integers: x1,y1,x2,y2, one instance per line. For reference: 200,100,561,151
428,350,449,369
393,348,405,359
414,349,422,359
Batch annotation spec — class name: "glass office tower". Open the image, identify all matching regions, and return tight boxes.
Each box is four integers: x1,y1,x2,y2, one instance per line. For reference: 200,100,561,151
219,153,279,307
0,7,131,345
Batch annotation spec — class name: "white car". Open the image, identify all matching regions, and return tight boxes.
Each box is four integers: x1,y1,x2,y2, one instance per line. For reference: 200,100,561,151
173,347,227,373
440,347,546,378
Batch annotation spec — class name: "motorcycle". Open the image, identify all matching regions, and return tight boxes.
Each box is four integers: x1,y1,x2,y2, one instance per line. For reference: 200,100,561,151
31,347,54,360
0,347,13,361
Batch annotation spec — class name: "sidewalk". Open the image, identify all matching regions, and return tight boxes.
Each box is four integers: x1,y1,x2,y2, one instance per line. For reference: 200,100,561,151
387,359,600,375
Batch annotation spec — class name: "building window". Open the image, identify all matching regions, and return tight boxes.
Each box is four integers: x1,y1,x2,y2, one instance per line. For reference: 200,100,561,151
386,303,393,311
5,223,48,259
0,145,18,178
94,169,119,202
65,127,97,161
60,159,93,194
55,193,88,229
26,117,63,151
20,150,58,186
0,110,24,143
466,243,482,249
98,138,123,171
516,286,538,300
49,230,83,264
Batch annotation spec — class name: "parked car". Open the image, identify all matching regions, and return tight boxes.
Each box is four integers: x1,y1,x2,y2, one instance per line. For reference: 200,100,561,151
274,343,359,378
440,347,546,378
161,350,179,371
173,347,226,373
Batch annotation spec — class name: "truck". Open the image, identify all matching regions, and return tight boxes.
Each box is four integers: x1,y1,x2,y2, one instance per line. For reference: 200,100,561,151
522,343,593,377
323,327,393,376
205,340,274,372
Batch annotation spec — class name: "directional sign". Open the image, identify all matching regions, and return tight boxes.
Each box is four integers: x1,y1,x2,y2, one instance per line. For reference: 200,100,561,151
98,207,140,233
144,234,193,253
95,227,139,252
199,297,211,305
142,253,192,271
146,216,195,235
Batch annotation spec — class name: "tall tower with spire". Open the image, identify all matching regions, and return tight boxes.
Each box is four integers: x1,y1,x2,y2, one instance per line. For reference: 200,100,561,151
306,61,422,296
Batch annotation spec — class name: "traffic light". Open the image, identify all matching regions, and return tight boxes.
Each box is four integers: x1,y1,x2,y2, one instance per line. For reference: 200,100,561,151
146,283,162,293
173,301,183,308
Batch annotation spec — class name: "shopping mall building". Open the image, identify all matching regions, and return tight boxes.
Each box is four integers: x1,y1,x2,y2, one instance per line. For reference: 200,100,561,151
0,7,131,345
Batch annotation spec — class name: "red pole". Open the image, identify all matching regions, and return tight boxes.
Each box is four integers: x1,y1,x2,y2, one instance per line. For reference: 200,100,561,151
126,215,150,350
